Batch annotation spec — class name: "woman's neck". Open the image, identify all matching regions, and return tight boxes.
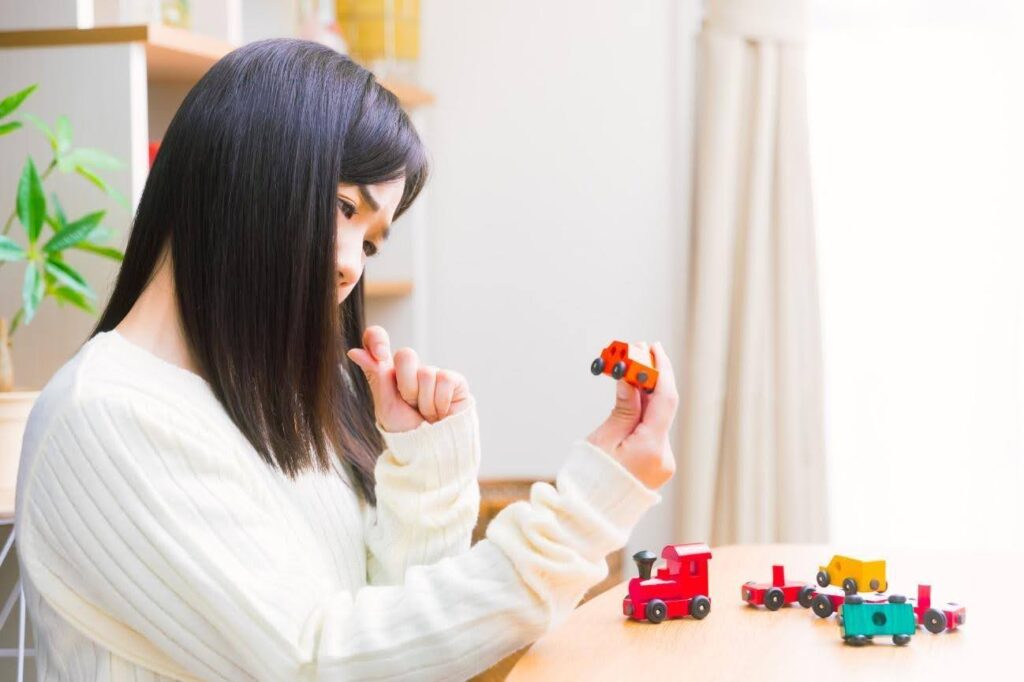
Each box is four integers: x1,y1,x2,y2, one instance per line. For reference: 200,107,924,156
114,250,203,377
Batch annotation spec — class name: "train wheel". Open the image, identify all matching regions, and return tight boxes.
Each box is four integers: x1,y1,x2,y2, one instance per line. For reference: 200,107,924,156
888,594,907,604
690,596,711,620
845,635,869,647
611,361,627,379
893,634,911,646
842,578,858,595
816,570,830,588
645,599,667,624
798,586,816,609
590,358,605,375
846,594,865,605
764,588,784,611
812,594,834,618
870,579,880,591
923,608,947,634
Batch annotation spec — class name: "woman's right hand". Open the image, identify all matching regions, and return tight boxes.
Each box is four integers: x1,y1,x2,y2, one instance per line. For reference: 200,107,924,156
586,341,678,490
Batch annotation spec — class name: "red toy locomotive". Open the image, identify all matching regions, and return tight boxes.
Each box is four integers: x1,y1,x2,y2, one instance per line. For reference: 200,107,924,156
623,544,712,623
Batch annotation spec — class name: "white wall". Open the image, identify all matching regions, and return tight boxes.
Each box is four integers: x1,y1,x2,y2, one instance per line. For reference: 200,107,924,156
417,0,699,558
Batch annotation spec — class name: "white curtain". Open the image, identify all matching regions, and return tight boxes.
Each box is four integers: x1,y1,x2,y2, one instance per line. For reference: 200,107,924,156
675,0,828,545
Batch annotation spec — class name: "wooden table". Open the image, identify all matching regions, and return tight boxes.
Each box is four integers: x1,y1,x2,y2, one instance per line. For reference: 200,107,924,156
508,544,1015,681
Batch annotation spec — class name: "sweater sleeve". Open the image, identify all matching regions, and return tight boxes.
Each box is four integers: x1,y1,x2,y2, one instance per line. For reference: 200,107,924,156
363,397,481,585
18,392,660,682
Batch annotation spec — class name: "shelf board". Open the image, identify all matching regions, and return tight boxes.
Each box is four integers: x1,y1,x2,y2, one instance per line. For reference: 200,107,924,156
364,280,414,298
0,25,433,106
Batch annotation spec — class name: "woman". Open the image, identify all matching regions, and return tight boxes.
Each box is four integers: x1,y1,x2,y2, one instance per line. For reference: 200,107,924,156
15,39,677,681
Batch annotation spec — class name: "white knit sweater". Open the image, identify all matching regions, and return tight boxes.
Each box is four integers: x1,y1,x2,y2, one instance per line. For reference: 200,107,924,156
14,330,660,681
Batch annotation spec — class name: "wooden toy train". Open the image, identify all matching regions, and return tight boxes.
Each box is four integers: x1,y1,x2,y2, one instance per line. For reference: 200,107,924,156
623,544,712,623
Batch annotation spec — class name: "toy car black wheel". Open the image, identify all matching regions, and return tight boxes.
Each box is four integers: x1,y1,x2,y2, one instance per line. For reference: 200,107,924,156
846,594,864,605
764,588,785,611
590,358,605,375
611,361,627,379
645,599,667,624
870,579,881,591
888,594,907,604
798,585,816,609
845,635,869,647
690,596,711,620
811,594,834,618
816,570,830,588
923,608,947,634
893,634,911,646
842,578,858,595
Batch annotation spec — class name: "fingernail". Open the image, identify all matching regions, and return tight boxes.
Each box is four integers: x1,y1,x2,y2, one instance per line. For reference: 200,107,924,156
373,343,389,361
616,381,631,400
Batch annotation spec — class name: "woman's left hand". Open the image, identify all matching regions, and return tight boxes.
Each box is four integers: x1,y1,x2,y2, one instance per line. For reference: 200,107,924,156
346,325,473,433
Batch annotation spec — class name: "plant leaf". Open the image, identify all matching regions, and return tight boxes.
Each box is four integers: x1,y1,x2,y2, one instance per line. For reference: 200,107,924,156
0,235,27,261
43,210,104,253
74,240,123,261
54,116,72,155
43,258,94,299
0,84,36,119
64,147,123,171
21,113,56,151
8,308,24,336
0,121,21,136
22,263,43,324
16,157,46,243
50,194,68,230
52,285,95,313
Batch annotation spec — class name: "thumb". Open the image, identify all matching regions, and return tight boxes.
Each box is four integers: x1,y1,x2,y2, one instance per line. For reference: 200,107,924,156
346,348,380,389
609,380,642,429
589,380,642,450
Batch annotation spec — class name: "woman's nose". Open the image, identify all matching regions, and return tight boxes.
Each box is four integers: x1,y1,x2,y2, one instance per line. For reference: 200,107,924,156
336,246,363,288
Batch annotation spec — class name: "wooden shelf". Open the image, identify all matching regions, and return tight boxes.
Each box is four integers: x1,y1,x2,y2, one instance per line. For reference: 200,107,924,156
0,25,433,106
364,280,414,298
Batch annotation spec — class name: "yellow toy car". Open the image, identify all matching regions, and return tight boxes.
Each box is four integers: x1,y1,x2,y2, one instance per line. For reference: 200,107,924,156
816,555,887,594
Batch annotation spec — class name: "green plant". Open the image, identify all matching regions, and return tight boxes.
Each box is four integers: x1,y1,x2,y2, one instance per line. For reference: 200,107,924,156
0,84,126,391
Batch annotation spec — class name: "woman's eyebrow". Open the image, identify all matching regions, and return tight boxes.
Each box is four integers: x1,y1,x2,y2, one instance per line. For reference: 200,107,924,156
357,185,380,212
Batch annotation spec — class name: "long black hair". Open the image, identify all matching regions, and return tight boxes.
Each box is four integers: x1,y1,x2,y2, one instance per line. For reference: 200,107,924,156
92,39,429,502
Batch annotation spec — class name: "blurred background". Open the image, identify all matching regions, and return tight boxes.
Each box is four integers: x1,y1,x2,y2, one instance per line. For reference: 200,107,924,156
0,0,1022,675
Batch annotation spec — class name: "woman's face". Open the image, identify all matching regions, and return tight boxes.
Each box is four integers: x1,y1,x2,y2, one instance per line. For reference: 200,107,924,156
335,176,406,303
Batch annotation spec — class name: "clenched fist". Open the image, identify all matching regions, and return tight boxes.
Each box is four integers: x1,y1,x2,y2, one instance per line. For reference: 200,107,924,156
346,325,473,433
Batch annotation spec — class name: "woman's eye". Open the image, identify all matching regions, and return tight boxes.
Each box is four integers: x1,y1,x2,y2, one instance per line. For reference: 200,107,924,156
338,199,356,219
363,240,379,257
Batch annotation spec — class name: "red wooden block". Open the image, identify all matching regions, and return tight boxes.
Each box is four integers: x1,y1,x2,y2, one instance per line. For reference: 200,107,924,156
741,564,816,611
911,584,966,633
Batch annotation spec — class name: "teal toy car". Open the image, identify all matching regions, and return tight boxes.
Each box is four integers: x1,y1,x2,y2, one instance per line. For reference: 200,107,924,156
839,594,916,646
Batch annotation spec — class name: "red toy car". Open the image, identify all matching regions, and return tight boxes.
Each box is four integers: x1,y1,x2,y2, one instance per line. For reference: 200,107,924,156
911,584,966,633
742,565,817,611
811,586,888,618
591,340,659,393
623,544,712,623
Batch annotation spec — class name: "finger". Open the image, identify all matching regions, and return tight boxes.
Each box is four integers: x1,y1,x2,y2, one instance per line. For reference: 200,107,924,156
362,325,392,364
434,369,458,417
641,342,679,432
393,347,420,406
591,379,642,444
346,348,384,411
346,348,378,380
417,366,439,421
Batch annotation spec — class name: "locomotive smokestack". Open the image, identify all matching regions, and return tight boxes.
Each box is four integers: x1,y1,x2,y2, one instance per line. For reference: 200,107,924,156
633,550,657,580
